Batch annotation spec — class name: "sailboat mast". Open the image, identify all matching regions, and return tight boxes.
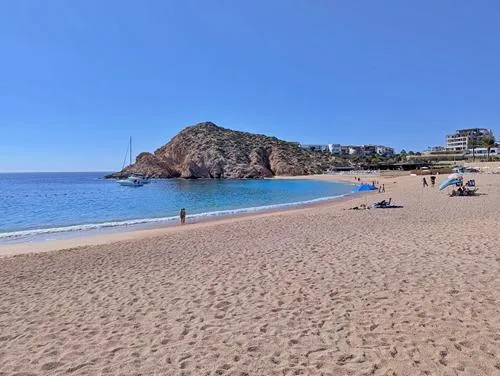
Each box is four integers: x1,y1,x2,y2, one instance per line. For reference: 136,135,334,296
129,136,132,165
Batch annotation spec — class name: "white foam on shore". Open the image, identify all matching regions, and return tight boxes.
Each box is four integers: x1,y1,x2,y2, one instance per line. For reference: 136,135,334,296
0,193,349,241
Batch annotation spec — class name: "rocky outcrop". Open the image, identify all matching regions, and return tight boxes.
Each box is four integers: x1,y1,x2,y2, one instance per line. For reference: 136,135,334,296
108,122,335,179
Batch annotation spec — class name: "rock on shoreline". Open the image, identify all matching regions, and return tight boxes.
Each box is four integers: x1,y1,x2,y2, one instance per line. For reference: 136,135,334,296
107,122,335,179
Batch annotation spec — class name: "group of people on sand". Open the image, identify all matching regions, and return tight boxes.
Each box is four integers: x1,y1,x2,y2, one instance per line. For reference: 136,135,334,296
422,175,478,196
370,180,385,193
450,179,477,197
355,177,385,193
450,187,467,196
422,175,436,188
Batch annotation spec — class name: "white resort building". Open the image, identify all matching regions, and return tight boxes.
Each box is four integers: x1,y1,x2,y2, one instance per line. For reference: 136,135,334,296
327,144,394,156
303,143,395,156
445,128,493,152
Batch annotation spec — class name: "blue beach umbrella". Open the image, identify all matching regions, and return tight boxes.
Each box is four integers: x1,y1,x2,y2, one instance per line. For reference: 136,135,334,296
439,178,462,191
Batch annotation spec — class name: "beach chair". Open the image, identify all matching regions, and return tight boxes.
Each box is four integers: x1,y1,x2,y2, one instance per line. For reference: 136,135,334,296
371,198,390,208
370,198,403,209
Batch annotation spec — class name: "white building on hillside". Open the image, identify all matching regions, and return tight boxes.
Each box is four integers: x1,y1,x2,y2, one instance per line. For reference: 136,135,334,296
362,145,377,155
376,145,395,156
340,146,350,155
328,144,342,154
309,143,394,156
348,146,362,155
446,128,493,151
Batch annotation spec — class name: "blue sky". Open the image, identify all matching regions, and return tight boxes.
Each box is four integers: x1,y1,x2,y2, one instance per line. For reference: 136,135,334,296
0,0,498,171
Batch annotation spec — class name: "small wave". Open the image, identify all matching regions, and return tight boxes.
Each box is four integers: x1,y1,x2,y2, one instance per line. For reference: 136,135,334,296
0,194,348,241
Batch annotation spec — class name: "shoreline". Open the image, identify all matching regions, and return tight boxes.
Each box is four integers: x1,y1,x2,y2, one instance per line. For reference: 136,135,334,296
0,176,377,257
0,190,356,244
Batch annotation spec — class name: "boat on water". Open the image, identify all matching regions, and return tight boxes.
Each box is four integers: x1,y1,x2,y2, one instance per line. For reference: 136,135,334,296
116,137,150,187
129,173,150,184
118,177,144,187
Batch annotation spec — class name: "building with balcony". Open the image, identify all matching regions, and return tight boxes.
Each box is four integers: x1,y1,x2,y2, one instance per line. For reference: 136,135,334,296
445,128,493,151
376,145,395,156
328,144,342,154
305,142,394,156
348,146,363,155
362,145,377,155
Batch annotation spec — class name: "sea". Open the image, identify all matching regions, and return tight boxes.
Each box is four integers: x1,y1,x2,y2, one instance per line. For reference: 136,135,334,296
0,172,355,243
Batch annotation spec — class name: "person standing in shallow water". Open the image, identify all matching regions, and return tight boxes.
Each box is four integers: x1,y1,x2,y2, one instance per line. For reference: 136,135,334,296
179,208,186,225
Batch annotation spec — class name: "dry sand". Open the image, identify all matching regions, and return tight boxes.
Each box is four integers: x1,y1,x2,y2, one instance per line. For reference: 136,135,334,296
0,174,499,375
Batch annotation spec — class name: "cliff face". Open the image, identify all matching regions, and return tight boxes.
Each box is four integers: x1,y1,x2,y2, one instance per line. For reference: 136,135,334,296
110,122,335,179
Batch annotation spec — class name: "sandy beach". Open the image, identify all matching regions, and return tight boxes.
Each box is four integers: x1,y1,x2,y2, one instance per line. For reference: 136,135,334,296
0,173,499,375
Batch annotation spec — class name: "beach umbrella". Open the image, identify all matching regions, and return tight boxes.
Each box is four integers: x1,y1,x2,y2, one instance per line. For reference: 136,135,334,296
439,178,461,191
448,173,463,180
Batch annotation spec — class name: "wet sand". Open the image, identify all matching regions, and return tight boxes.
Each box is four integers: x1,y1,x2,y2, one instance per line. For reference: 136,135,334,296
0,174,499,375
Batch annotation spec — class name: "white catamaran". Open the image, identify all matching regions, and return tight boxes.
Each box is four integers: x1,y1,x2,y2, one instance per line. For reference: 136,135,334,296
117,137,150,187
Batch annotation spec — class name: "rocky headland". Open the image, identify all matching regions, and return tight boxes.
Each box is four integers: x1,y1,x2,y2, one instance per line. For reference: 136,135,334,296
108,122,335,179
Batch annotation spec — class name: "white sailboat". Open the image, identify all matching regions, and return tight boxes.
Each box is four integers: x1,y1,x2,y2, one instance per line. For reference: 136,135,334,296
118,177,144,187
117,137,148,187
129,174,150,184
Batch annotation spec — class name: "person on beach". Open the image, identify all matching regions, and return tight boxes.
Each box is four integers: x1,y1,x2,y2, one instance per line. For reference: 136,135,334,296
179,208,186,225
348,203,368,210
422,177,428,188
430,176,436,187
381,184,385,193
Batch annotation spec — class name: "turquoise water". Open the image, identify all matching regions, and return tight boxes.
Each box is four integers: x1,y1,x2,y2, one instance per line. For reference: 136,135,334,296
0,172,354,241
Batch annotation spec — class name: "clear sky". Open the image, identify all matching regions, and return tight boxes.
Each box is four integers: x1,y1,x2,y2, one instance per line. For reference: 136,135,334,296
0,0,498,171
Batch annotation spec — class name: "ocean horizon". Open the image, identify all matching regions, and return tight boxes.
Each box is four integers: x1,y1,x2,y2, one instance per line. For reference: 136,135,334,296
0,172,355,242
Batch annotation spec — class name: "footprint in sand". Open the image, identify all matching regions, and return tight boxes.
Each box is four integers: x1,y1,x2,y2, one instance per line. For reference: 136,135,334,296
41,362,63,371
